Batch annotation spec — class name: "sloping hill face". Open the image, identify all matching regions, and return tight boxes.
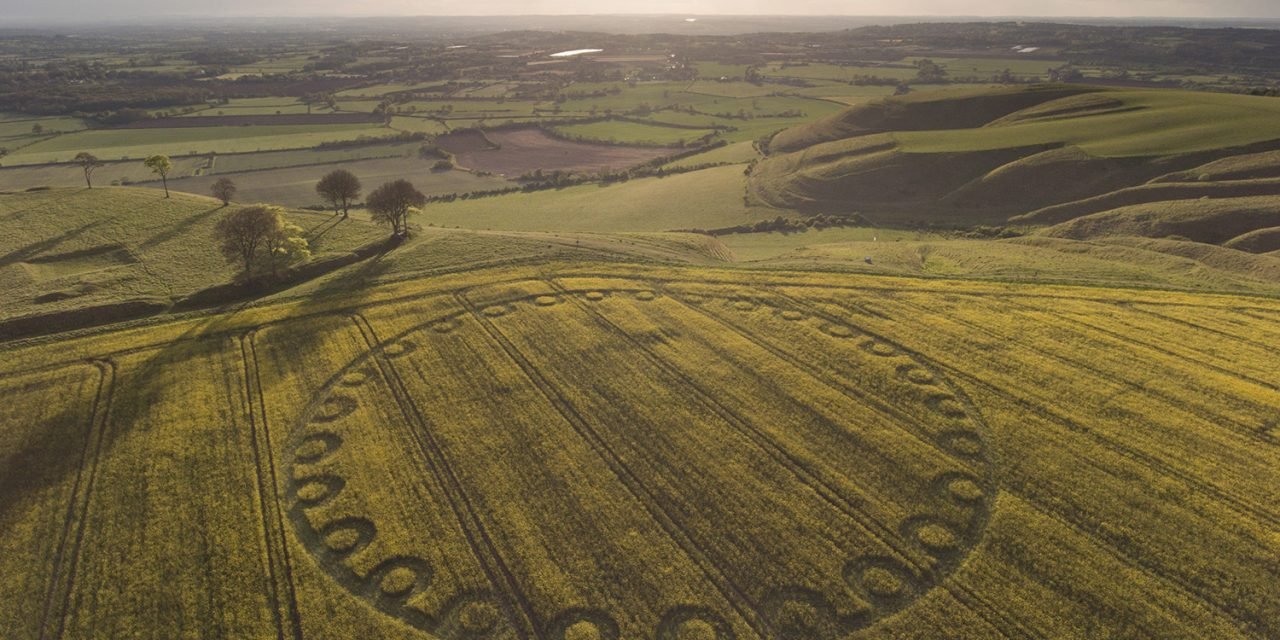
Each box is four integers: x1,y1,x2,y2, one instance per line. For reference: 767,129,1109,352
1038,196,1280,245
768,85,1099,153
939,146,1175,213
1014,178,1280,225
1151,149,1280,183
0,187,384,327
752,86,1280,223
749,138,1056,215
1224,226,1280,254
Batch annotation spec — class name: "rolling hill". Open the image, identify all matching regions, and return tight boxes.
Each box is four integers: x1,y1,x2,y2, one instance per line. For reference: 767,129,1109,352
750,85,1280,223
0,187,384,326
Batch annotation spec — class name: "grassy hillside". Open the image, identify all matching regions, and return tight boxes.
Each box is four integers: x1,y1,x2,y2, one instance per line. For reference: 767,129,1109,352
768,84,1095,153
897,90,1280,157
0,263,1275,638
413,164,781,233
0,187,384,323
751,85,1280,222
1224,226,1280,253
1153,148,1280,183
1038,196,1280,244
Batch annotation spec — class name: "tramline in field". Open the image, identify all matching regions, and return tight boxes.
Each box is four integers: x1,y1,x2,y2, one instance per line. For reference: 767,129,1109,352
1,265,1275,639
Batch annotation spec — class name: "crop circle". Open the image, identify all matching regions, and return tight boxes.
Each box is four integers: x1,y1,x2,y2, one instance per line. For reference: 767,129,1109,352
284,283,997,639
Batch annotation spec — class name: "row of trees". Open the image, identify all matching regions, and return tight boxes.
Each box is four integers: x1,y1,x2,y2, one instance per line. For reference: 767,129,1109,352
74,150,423,235
70,153,424,286
314,169,424,236
72,151,177,196
210,172,424,283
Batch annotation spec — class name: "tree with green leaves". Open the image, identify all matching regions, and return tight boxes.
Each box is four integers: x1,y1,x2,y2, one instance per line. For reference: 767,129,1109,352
144,154,172,198
315,169,361,218
366,179,425,237
914,58,948,83
265,223,311,277
210,177,237,205
214,205,309,281
73,152,104,189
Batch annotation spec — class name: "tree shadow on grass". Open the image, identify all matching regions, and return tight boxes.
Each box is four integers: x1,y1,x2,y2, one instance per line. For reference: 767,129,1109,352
0,189,88,226
0,221,104,269
0,238,404,555
302,214,345,242
0,382,98,527
137,205,224,250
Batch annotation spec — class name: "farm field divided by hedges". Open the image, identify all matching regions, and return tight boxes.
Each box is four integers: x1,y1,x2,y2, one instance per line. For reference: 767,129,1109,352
3,124,392,166
1,263,1276,639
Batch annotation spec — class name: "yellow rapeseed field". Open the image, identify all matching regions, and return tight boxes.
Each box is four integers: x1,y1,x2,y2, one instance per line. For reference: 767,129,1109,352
1,263,1276,639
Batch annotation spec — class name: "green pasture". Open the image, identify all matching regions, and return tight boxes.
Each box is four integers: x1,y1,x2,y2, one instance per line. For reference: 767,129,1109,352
895,89,1280,157
4,124,392,165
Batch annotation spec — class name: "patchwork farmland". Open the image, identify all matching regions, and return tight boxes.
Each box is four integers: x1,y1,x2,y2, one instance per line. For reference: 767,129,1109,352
2,265,1275,639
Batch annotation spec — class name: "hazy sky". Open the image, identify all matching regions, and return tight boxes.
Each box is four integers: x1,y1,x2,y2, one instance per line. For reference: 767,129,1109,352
5,0,1280,21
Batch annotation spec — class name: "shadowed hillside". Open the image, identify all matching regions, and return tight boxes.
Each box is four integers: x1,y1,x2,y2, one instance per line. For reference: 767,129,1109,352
751,86,1280,224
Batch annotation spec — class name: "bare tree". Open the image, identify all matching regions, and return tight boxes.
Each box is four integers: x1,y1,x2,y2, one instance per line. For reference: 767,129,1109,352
144,154,172,198
73,152,104,189
366,179,425,237
315,169,361,218
210,177,237,205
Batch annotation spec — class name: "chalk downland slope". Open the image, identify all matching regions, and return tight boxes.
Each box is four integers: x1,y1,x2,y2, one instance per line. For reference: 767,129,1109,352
0,187,385,324
751,85,1280,222
1224,226,1280,254
1038,196,1280,245
767,84,1099,153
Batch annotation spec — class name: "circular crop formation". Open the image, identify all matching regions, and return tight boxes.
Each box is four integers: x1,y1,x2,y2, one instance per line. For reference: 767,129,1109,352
284,281,997,640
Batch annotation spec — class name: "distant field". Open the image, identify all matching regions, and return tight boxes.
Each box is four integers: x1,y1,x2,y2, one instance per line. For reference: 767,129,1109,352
184,98,316,116
553,120,717,146
158,159,513,208
694,60,753,79
0,116,88,138
4,124,393,165
0,263,1274,638
906,56,1067,78
120,113,381,128
0,156,208,190
661,140,760,169
436,128,677,177
414,164,779,232
335,81,450,98
761,62,919,82
787,84,899,103
228,54,315,74
637,111,727,128
685,80,778,98
343,100,541,119
209,142,424,174
388,116,450,134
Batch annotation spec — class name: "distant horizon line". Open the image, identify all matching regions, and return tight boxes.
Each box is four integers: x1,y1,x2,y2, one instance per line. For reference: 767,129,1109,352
7,13,1280,31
